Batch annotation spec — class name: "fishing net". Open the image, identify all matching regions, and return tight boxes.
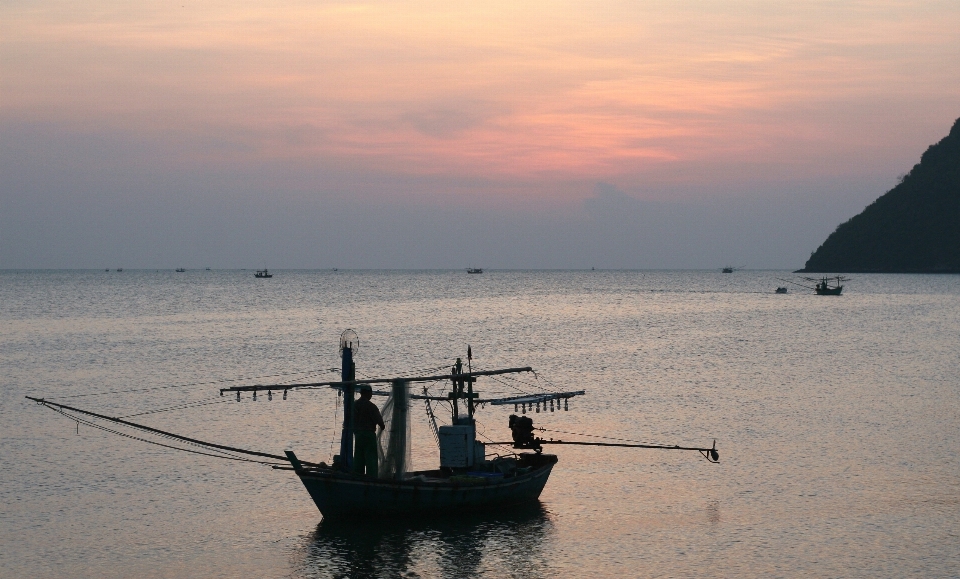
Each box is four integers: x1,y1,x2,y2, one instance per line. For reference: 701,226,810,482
377,379,411,480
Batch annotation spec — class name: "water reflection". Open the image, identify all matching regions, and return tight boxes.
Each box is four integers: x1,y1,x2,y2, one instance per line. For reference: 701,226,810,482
293,503,554,579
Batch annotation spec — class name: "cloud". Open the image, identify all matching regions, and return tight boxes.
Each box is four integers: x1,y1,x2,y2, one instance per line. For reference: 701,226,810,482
399,100,505,139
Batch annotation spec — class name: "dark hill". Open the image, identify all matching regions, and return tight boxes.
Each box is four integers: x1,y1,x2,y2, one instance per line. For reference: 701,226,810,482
799,117,960,273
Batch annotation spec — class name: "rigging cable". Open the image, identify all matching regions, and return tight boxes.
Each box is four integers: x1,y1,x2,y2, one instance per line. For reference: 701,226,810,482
537,427,667,447
120,397,234,418
27,396,308,466
48,406,282,465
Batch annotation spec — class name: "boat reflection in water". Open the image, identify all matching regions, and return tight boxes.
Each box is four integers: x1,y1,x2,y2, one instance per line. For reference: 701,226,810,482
294,503,554,578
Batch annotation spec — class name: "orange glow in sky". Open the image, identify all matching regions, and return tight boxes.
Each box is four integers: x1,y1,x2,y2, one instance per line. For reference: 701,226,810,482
3,0,960,205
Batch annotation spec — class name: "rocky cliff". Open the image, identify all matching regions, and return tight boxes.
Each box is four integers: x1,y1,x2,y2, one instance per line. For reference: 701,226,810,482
799,117,960,273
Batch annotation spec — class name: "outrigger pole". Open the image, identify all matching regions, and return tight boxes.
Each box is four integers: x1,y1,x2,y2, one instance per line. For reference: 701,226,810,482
218,366,537,398
542,440,719,462
494,437,720,462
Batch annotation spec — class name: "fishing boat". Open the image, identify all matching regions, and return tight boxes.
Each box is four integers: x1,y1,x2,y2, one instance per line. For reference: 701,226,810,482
26,330,719,520
775,287,788,294
175,267,186,272
255,269,272,278
779,275,848,295
467,268,483,274
223,331,718,518
813,276,845,295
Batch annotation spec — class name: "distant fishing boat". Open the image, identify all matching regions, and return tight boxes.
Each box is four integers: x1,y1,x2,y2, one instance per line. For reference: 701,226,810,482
255,269,272,278
775,287,788,294
467,268,483,274
116,268,123,272
813,276,845,295
778,275,849,295
721,265,744,273
175,267,185,272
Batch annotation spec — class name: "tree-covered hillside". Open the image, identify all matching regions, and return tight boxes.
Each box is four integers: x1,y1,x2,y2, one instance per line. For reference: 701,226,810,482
799,117,960,273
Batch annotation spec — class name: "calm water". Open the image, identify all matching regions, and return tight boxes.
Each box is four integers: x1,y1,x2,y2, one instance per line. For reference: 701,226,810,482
2,270,959,578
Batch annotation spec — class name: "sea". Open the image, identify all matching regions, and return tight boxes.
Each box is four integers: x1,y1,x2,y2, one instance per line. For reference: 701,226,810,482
1,269,958,579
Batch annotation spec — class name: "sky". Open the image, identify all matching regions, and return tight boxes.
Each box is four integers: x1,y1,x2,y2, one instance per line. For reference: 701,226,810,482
2,0,959,269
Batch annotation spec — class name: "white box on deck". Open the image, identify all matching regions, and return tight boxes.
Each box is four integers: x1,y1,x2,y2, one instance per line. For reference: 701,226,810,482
439,425,475,468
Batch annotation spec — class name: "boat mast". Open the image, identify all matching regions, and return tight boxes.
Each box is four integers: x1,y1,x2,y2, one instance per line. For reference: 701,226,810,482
466,346,475,418
449,356,477,424
336,331,358,472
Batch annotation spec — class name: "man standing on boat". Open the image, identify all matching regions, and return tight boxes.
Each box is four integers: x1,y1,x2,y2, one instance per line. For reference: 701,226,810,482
353,384,385,477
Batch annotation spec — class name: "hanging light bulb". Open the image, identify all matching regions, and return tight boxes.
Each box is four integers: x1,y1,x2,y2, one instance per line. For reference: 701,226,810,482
283,389,288,400
252,390,257,401
514,403,518,412
550,399,555,412
564,399,568,411
522,403,526,414
536,401,540,413
268,390,272,401
236,391,241,402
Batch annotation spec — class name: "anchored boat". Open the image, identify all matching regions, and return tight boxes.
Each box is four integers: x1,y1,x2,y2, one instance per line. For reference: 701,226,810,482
26,330,719,519
221,331,717,518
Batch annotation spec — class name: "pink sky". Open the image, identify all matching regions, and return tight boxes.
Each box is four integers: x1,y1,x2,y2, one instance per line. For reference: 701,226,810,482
2,0,959,267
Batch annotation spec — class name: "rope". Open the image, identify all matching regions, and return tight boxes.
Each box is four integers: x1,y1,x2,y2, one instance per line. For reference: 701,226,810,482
120,397,234,418
49,406,282,465
538,427,662,446
27,396,300,464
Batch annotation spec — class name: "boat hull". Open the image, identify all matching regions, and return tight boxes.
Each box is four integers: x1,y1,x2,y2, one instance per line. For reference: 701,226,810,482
293,454,557,518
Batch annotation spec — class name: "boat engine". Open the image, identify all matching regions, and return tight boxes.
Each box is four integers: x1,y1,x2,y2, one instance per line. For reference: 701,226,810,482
509,414,541,451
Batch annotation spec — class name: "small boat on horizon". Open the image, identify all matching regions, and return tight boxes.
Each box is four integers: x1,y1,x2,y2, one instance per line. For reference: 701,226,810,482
777,275,849,295
175,267,185,272
813,276,845,295
467,268,483,274
255,269,272,278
